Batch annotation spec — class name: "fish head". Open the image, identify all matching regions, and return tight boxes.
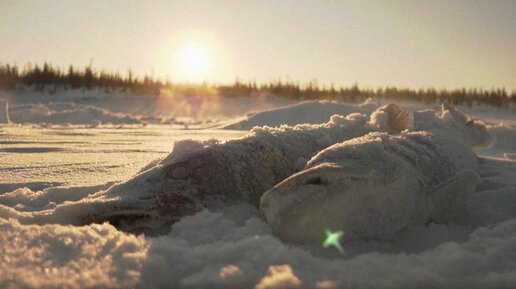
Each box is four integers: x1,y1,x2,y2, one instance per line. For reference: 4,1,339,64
260,162,414,245
77,148,214,234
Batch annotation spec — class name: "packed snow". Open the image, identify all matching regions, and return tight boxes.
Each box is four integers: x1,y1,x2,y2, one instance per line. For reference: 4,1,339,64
221,98,377,130
9,102,141,125
0,125,245,191
0,94,515,289
2,87,298,125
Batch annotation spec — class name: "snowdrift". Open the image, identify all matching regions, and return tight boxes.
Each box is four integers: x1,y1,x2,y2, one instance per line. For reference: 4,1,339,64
5,87,300,125
222,99,377,130
9,102,140,125
0,219,147,288
2,196,516,289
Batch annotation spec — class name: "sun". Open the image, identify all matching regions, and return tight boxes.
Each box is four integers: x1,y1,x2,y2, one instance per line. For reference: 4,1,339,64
179,44,208,81
156,31,233,83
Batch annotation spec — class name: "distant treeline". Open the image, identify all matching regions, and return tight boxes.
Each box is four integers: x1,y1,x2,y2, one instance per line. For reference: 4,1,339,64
0,63,163,95
1,63,514,107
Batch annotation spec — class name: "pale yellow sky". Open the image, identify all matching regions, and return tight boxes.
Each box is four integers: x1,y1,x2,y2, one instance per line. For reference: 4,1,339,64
0,0,515,89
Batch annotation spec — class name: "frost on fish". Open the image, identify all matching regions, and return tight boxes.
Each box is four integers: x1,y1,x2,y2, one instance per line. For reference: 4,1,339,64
260,104,493,245
41,104,408,233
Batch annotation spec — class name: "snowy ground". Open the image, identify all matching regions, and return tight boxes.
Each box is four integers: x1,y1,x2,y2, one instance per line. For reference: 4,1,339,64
0,125,244,192
0,97,515,289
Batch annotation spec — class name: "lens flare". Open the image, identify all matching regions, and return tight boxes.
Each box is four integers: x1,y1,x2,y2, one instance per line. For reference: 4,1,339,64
322,229,345,254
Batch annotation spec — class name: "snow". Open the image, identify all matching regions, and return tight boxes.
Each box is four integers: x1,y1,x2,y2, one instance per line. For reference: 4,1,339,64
0,183,115,211
0,98,9,123
0,125,245,191
222,98,377,130
9,102,140,125
139,205,516,289
0,95,515,288
3,87,298,125
0,219,147,289
6,200,515,288
255,265,302,289
413,104,495,149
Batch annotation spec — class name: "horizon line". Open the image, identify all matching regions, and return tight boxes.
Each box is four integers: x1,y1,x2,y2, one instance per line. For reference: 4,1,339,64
1,61,515,92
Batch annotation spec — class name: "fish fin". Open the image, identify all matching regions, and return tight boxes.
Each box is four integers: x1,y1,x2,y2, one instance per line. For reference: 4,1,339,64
442,103,469,122
370,103,409,134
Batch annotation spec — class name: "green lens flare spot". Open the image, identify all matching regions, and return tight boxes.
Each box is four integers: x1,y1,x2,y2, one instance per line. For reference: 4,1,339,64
322,229,345,254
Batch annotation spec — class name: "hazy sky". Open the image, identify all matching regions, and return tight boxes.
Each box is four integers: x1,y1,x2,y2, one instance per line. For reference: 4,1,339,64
1,0,515,89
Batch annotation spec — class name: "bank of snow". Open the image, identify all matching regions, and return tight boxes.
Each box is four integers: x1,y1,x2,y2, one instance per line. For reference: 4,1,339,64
3,87,298,125
222,99,377,130
9,102,140,125
0,219,148,289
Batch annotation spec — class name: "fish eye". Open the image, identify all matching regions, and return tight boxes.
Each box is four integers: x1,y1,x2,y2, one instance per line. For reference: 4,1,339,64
306,176,326,185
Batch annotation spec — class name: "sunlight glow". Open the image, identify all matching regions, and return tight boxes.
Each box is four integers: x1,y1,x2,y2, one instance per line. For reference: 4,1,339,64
154,30,233,83
180,44,208,80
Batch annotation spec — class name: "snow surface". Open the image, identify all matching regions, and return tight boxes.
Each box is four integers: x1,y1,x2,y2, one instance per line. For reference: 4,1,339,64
0,99,9,124
0,96,515,288
221,98,377,130
9,102,141,125
0,125,245,192
2,87,298,125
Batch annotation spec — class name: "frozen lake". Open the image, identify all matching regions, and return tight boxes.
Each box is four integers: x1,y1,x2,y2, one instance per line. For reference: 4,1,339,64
1,101,515,289
0,125,245,193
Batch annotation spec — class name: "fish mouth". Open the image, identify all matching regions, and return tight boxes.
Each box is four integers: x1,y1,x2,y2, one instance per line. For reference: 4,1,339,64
79,192,204,235
79,197,156,228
